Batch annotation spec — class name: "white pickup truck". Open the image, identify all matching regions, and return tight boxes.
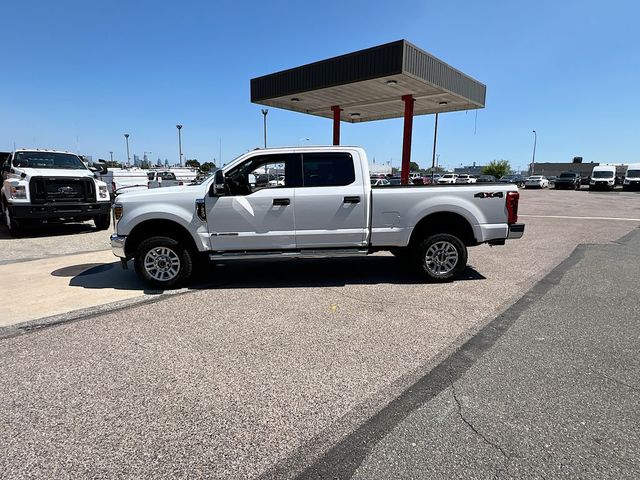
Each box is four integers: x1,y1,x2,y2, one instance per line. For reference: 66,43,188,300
110,147,524,288
1,149,111,236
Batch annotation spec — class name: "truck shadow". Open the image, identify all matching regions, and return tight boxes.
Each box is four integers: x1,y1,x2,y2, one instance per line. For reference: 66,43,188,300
0,222,96,239
67,256,486,291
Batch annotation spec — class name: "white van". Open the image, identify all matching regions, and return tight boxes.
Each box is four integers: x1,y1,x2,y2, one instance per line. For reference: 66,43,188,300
623,163,640,191
589,165,616,191
101,168,149,199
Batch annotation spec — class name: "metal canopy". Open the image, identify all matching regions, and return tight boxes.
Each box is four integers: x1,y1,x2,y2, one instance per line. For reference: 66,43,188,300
250,40,486,123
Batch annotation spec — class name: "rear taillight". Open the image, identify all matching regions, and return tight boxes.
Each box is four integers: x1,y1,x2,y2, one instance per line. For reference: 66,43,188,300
112,181,117,192
178,181,183,185
506,191,519,224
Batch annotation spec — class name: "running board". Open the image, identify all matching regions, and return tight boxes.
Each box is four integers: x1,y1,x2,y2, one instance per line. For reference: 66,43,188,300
209,248,369,261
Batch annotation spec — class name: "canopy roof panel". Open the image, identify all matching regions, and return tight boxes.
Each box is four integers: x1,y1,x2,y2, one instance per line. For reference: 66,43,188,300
251,40,486,123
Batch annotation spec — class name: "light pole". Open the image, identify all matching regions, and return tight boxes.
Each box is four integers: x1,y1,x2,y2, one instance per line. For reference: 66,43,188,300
176,124,183,166
430,112,439,183
261,109,268,148
124,134,130,166
531,130,537,175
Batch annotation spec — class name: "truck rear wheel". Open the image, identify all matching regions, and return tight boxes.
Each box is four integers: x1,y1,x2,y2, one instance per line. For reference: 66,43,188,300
412,233,467,281
134,236,193,289
94,214,111,231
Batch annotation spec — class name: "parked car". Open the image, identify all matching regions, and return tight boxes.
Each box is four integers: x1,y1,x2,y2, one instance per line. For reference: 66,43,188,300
388,177,413,185
623,163,640,190
371,178,390,186
101,167,149,199
111,146,524,289
498,175,526,188
148,171,183,188
553,172,581,190
437,173,458,184
476,175,496,183
455,174,477,184
524,175,550,189
589,165,616,191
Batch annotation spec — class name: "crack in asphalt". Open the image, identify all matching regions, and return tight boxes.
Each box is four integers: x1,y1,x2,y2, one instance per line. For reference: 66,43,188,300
450,380,511,477
591,370,640,393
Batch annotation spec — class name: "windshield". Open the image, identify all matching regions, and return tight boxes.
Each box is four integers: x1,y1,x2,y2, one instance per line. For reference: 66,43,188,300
626,170,640,177
592,171,614,178
13,152,87,170
559,173,575,178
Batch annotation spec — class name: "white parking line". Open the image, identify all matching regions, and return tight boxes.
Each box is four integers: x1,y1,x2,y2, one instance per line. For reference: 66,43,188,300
520,214,640,222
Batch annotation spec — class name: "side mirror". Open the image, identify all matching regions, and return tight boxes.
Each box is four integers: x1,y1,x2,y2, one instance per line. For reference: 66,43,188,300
96,160,108,175
210,169,226,196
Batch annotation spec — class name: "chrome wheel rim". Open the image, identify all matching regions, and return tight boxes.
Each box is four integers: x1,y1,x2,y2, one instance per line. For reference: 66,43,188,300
144,246,181,282
424,241,459,276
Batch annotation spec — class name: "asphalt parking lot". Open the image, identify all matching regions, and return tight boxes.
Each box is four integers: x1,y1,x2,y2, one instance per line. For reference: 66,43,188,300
1,188,639,478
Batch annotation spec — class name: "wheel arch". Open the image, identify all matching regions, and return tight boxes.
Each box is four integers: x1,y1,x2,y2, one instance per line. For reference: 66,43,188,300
125,219,200,258
408,211,477,247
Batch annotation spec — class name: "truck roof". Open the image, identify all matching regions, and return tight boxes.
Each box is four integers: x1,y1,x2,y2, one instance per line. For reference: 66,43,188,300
14,148,79,155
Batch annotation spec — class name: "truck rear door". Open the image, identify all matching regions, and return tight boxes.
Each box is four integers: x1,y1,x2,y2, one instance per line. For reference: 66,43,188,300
294,152,367,248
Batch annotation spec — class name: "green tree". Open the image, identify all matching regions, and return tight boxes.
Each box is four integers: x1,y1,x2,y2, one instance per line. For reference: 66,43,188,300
409,161,420,172
200,162,217,172
482,159,511,179
185,159,200,168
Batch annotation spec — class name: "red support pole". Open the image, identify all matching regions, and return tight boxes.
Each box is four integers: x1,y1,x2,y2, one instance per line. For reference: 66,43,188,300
401,94,415,185
331,105,342,145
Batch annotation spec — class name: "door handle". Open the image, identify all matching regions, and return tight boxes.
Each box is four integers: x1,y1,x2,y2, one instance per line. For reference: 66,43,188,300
273,198,290,206
343,196,361,204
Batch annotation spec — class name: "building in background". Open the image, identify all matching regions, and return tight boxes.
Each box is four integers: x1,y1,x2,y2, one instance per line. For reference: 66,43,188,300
369,160,392,175
454,162,484,175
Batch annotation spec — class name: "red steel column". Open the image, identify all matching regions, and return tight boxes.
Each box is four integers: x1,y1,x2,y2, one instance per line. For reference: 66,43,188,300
331,105,342,145
401,94,415,185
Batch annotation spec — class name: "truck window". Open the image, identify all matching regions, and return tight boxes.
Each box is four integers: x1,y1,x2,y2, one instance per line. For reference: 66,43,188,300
302,153,355,187
225,153,301,195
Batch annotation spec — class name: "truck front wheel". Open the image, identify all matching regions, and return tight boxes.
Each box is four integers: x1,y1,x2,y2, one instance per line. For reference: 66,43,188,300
134,236,193,289
94,214,111,231
412,233,467,281
2,201,22,237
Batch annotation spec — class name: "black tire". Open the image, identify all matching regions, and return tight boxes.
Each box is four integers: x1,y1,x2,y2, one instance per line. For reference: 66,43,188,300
411,233,468,281
134,236,193,289
2,200,22,237
94,213,111,231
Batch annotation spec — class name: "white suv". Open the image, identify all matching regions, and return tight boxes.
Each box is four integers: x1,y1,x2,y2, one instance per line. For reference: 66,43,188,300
437,174,458,184
455,174,477,184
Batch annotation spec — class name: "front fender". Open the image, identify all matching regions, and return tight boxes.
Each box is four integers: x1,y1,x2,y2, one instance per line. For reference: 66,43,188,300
117,201,209,252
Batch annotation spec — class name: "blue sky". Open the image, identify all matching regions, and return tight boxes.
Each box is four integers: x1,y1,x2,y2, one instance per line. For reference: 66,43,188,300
2,0,638,171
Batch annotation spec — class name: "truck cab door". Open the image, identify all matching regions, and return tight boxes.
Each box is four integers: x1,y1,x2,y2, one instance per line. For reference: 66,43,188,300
294,152,368,248
205,153,301,251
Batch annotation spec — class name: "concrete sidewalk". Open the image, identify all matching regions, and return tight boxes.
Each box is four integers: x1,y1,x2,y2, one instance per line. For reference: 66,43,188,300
0,250,146,328
302,228,640,479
